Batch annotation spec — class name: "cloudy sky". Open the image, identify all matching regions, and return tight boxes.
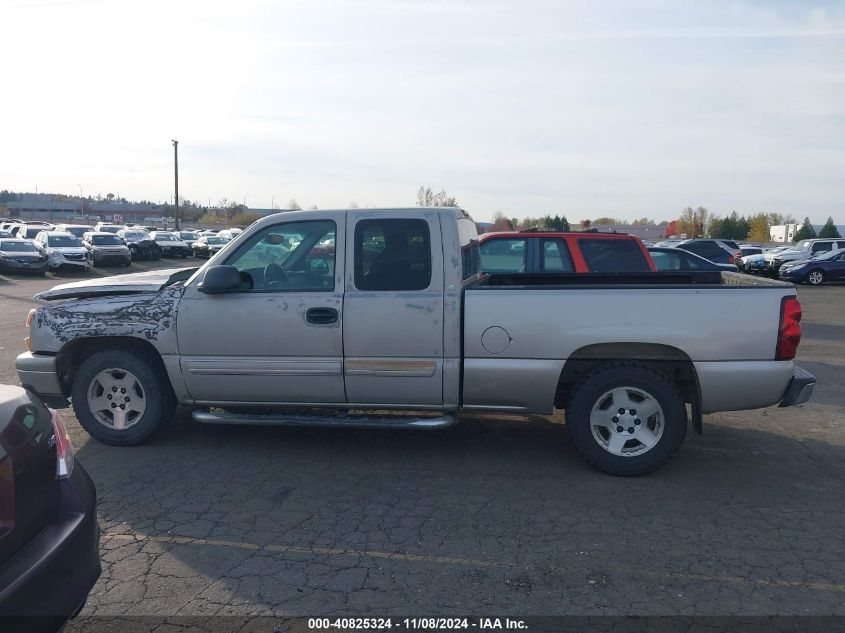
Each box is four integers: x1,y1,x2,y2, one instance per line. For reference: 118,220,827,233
2,0,843,223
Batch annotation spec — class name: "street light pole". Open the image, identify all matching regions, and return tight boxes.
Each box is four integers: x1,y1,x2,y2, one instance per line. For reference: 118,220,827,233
172,139,180,230
77,184,83,219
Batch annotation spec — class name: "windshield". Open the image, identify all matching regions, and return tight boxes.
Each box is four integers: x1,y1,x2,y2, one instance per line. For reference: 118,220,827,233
123,232,149,240
99,225,122,233
61,226,91,237
207,237,226,245
92,235,123,245
155,233,178,241
794,240,812,251
47,234,82,247
1,241,38,253
180,232,198,240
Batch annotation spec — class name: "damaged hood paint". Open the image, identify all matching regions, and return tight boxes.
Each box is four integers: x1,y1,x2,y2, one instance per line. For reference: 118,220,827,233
34,267,199,301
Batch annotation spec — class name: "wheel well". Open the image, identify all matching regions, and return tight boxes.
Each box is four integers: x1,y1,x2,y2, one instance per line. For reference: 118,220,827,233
56,336,166,397
555,343,702,433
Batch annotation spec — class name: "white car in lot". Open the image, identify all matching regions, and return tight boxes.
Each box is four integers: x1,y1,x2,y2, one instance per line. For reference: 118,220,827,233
217,227,244,240
33,231,91,271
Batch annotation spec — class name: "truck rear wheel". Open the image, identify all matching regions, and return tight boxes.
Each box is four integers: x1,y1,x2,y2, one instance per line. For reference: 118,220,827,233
71,348,175,446
565,362,687,476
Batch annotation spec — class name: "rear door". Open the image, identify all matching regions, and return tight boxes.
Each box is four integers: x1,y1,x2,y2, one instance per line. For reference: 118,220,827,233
342,212,444,406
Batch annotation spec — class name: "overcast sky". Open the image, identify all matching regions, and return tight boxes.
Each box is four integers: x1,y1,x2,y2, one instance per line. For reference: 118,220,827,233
2,0,843,223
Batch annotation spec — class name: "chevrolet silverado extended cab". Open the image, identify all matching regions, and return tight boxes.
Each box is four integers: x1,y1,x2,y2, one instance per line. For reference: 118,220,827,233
16,208,815,475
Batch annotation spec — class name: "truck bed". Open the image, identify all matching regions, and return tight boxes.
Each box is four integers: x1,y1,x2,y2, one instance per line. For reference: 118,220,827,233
471,270,791,288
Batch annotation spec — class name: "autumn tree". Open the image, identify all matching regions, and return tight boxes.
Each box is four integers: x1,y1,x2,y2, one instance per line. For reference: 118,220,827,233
593,217,618,225
747,213,772,243
491,211,513,231
287,199,302,211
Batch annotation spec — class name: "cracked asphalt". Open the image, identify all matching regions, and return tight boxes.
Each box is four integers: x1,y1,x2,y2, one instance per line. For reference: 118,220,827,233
1,261,843,617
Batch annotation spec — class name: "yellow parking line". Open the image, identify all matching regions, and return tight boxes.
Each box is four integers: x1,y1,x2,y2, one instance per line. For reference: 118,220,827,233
102,532,506,567
101,531,845,592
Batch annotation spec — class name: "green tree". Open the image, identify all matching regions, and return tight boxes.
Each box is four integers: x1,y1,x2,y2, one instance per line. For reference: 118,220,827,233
793,217,817,241
818,217,841,238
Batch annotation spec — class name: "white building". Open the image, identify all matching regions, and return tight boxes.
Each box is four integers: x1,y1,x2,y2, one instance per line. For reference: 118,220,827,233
770,223,799,242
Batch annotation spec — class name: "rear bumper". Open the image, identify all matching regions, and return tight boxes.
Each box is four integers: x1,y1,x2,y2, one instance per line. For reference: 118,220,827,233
0,463,101,622
16,353,69,409
779,366,816,407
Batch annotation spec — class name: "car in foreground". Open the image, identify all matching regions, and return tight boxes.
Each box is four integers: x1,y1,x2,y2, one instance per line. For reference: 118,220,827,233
150,231,190,258
191,235,229,258
647,246,737,271
0,239,48,275
778,248,845,286
18,208,815,476
33,232,91,272
82,232,132,267
0,385,100,628
0,230,11,239
477,230,656,273
116,229,161,261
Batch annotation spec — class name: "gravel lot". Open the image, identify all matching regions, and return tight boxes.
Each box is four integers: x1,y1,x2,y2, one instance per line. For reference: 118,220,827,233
1,262,843,617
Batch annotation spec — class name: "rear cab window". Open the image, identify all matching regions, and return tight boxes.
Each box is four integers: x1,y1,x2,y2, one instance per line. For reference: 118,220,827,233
354,219,431,291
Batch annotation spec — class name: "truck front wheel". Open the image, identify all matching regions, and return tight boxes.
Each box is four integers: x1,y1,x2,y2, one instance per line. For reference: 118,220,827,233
70,349,175,445
565,362,687,476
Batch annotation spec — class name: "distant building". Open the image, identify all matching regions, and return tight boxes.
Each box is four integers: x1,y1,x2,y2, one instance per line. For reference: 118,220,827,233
770,223,799,243
770,223,845,242
589,224,667,242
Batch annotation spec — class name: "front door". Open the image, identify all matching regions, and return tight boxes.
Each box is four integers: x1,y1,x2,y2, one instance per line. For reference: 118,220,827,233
177,214,345,404
342,212,445,406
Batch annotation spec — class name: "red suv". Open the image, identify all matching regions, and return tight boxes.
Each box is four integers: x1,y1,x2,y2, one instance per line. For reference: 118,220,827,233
477,231,656,274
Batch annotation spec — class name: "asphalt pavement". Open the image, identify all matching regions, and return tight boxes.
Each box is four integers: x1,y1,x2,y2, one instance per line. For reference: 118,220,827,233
0,261,843,617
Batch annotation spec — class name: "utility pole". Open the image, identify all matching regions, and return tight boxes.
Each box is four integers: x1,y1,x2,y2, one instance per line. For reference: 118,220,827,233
172,139,180,230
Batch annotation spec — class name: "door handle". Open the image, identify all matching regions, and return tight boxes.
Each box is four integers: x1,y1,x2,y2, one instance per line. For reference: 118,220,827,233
306,307,339,324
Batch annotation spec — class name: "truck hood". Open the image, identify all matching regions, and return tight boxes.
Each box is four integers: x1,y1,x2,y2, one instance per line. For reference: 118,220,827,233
34,267,198,301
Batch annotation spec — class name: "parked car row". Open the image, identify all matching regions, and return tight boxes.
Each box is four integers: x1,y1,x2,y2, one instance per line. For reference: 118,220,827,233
0,221,249,275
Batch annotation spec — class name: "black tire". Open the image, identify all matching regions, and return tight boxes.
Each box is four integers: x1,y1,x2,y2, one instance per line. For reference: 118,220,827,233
565,362,687,476
806,269,825,286
71,348,175,446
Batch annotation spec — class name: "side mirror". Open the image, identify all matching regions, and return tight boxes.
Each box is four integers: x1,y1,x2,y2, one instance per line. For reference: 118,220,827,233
198,265,242,294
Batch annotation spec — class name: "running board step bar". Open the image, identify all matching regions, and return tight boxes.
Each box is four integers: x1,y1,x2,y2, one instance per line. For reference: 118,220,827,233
191,409,457,430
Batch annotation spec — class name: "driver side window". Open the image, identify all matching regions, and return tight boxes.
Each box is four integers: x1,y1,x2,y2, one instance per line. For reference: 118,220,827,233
226,220,336,292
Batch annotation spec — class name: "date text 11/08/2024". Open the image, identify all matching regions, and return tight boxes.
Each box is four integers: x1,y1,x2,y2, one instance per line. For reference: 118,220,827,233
307,618,528,630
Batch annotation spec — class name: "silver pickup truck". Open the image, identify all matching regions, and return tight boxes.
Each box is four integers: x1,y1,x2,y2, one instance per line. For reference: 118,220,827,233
16,208,815,475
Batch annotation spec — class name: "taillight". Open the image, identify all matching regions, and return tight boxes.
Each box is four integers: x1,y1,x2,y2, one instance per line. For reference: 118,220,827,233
727,255,735,264
776,296,802,360
50,409,74,479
